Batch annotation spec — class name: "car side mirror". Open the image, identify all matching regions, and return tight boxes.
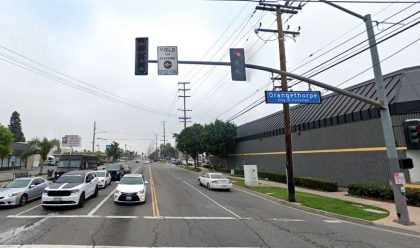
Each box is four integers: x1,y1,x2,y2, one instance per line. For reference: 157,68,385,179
86,179,92,183
115,181,119,184
29,184,36,188
145,181,149,184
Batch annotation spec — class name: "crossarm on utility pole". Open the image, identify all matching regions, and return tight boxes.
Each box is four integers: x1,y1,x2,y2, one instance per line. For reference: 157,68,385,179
148,60,383,108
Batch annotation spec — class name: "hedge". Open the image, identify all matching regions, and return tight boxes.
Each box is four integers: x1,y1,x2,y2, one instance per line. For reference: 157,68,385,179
218,169,338,192
348,183,420,207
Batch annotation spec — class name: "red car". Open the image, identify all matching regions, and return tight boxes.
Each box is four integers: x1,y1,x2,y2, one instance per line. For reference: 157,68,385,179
123,166,132,174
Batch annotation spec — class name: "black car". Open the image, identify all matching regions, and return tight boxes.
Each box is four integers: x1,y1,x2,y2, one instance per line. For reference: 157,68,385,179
106,163,125,181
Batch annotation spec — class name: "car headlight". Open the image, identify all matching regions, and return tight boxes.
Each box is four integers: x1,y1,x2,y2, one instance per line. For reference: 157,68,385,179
100,179,104,182
7,192,22,197
115,190,120,194
43,189,49,194
70,189,80,193
138,189,145,194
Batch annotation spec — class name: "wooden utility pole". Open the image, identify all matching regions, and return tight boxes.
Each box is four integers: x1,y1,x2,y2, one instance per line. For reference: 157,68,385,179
276,7,296,202
92,121,96,152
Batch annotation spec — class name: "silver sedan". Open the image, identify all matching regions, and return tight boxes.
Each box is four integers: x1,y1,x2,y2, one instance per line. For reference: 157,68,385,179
0,177,50,206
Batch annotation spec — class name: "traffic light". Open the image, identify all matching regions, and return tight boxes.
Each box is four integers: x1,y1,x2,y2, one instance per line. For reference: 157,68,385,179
229,48,246,81
135,37,148,75
403,120,420,149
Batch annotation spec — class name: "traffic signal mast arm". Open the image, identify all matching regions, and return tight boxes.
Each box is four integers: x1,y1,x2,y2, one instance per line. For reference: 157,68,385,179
147,59,382,108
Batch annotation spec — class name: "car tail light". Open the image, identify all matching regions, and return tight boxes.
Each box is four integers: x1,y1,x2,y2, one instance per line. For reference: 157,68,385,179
212,180,219,183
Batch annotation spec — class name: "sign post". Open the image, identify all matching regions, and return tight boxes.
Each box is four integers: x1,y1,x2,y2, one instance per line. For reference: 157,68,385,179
157,46,178,75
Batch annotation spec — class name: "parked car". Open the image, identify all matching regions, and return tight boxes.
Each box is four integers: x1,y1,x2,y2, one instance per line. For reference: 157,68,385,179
114,174,148,204
95,170,111,188
42,170,98,208
198,173,232,190
0,177,49,206
106,163,125,181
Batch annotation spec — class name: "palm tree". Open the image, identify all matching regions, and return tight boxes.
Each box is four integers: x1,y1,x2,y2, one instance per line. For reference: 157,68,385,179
23,137,61,175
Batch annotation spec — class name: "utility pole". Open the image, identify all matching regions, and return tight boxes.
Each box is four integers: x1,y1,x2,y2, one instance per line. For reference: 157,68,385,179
256,2,300,202
92,121,96,152
320,0,410,225
161,121,167,162
178,82,192,128
155,134,158,162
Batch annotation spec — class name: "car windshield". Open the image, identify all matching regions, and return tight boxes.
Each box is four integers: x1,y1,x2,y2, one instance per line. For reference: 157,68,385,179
119,177,143,185
106,164,121,170
210,174,227,179
55,175,84,183
96,171,106,177
58,160,81,168
4,179,31,188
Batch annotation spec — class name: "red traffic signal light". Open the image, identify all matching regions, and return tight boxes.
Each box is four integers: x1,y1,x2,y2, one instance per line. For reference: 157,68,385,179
135,37,148,75
229,48,246,81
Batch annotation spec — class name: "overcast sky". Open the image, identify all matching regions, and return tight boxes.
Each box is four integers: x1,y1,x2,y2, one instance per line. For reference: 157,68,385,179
0,0,419,154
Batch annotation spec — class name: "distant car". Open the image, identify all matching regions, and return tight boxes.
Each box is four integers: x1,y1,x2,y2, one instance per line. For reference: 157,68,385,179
123,165,132,174
188,159,194,164
42,170,98,208
198,173,232,190
135,160,140,163
0,177,49,206
114,174,148,204
106,163,125,181
143,160,149,165
95,170,111,188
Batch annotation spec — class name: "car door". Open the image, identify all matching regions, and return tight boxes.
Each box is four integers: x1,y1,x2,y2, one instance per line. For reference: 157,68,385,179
27,179,38,200
107,172,111,185
201,173,209,185
32,178,44,199
85,173,95,197
36,178,49,197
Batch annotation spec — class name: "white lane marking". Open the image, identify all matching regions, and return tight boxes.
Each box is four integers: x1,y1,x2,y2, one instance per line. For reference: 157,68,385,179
15,204,42,216
8,215,100,218
104,216,138,219
87,188,116,216
87,164,143,216
181,180,241,219
144,216,239,220
234,186,420,239
323,220,343,223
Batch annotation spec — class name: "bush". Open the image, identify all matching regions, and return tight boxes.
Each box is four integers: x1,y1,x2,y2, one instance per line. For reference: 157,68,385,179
348,183,420,207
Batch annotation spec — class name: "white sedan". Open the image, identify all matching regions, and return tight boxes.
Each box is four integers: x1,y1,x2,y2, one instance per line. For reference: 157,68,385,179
95,170,111,188
114,174,148,204
198,173,232,190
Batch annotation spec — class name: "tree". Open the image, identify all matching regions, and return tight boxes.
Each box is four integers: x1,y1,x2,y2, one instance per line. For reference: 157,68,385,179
148,149,159,161
24,137,61,175
176,123,205,168
160,143,176,159
8,111,25,142
0,124,14,168
203,120,236,158
105,141,122,162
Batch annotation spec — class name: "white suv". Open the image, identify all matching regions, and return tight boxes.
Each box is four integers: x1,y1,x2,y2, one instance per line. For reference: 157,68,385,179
42,170,99,208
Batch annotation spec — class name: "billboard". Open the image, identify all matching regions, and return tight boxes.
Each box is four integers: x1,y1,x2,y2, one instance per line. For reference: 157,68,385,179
62,135,81,147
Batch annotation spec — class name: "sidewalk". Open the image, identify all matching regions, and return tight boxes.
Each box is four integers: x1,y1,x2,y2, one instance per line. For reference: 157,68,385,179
0,166,55,181
232,176,420,233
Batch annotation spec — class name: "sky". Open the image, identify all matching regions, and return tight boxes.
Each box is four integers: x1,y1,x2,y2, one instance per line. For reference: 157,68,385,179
0,0,419,154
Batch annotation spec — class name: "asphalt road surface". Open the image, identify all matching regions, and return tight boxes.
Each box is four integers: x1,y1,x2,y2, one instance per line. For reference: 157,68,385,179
0,162,419,248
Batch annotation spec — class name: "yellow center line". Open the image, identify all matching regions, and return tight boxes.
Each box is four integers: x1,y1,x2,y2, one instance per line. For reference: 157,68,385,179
148,164,160,217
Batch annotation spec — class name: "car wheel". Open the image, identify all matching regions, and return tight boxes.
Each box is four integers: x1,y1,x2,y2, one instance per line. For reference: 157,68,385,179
207,183,211,190
78,193,85,208
19,194,28,206
93,186,99,197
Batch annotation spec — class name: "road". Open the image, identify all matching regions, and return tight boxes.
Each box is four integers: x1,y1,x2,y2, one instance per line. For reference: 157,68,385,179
0,162,419,248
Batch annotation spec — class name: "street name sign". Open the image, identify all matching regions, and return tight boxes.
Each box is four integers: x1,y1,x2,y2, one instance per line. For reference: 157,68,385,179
106,144,112,151
265,91,321,104
157,46,178,75
62,135,81,147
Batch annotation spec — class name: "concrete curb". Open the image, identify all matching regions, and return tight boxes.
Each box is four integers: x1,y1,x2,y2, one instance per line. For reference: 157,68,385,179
233,183,420,236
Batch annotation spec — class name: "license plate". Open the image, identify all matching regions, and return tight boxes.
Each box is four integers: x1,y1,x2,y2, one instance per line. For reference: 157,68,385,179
222,185,227,188
53,197,61,202
125,196,132,200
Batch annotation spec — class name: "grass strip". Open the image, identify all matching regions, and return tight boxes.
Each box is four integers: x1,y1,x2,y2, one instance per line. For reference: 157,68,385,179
231,177,389,221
